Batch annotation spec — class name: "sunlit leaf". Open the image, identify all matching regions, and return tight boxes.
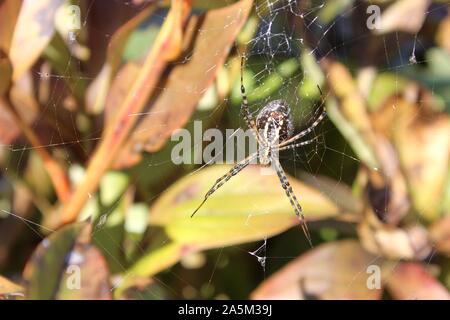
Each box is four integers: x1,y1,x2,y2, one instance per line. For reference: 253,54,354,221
150,165,343,248
376,0,430,35
318,0,355,24
114,0,253,168
59,0,192,225
327,97,379,170
393,99,450,221
367,73,408,111
326,62,379,170
9,0,64,80
298,48,325,99
0,275,24,299
115,242,185,298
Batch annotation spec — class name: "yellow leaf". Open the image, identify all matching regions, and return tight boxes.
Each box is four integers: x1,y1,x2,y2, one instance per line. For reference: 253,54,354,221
150,165,343,249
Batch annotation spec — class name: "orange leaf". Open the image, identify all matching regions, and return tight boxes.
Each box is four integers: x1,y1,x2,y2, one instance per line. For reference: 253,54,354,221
114,0,254,168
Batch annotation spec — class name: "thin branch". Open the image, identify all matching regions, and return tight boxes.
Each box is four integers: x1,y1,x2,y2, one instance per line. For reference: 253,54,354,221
58,0,192,226
0,95,71,203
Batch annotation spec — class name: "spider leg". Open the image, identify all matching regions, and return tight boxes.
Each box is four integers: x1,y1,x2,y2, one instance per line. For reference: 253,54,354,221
278,86,327,148
191,154,256,218
272,158,313,247
277,136,320,152
240,56,257,132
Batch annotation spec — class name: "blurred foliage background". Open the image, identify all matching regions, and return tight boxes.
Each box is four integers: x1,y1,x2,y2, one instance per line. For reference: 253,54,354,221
0,0,450,300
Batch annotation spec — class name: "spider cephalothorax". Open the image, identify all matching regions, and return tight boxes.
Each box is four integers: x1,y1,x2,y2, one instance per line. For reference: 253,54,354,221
190,56,327,247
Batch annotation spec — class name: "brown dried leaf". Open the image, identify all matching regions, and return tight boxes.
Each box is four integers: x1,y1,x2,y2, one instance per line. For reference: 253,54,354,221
85,4,157,114
58,0,193,225
358,209,431,260
114,0,253,168
0,70,39,146
393,99,450,221
9,0,64,80
430,216,450,256
325,61,379,170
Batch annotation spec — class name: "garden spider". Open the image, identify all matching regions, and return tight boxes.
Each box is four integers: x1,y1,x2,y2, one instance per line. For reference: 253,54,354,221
191,56,327,246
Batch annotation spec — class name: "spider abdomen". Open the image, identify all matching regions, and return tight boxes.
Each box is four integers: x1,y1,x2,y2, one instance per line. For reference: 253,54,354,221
256,99,294,143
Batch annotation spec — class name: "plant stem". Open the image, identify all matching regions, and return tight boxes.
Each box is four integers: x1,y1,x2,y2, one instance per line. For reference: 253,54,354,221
58,0,191,226
1,95,71,203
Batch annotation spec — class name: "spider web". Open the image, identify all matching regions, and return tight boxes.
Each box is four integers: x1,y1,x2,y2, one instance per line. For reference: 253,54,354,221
223,0,447,301
0,0,448,300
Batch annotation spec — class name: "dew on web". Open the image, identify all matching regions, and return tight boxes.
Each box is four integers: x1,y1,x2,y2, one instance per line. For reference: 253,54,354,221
0,0,446,300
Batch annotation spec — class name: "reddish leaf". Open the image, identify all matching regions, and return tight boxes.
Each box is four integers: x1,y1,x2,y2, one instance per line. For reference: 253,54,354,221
385,263,450,300
59,0,192,225
114,0,253,168
85,4,157,113
251,240,382,300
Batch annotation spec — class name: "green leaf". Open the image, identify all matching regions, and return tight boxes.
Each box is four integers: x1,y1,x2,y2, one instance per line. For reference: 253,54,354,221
24,221,88,299
367,73,408,111
24,221,112,300
99,171,129,206
123,25,159,61
115,242,184,298
150,165,342,249
318,0,355,24
298,49,325,99
327,97,379,170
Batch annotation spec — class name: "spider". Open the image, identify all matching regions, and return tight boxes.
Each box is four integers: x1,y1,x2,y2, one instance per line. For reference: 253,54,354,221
190,56,327,246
